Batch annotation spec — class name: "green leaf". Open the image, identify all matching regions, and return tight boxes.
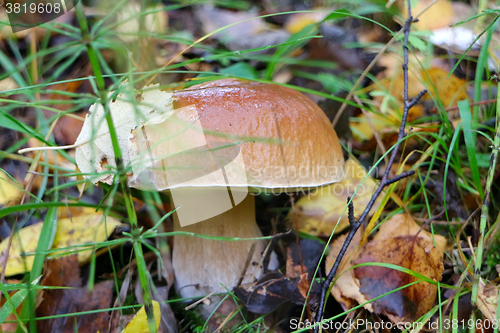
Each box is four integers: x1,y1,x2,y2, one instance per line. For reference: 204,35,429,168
408,35,427,52
220,62,258,79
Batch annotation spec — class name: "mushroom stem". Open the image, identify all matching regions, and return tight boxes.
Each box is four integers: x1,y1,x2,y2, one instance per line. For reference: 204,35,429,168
172,194,265,307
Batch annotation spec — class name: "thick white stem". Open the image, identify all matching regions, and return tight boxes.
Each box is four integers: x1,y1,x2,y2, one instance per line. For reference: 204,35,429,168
172,195,265,303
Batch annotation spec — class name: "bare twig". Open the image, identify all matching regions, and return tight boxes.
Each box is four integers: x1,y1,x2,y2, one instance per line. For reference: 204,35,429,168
313,1,427,330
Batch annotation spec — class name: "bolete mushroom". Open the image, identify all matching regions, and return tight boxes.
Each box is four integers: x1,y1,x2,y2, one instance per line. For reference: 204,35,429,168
73,78,344,312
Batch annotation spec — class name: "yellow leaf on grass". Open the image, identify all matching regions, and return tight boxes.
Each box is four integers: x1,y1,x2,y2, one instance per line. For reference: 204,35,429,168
123,301,161,333
284,11,327,34
289,159,382,236
0,215,123,276
0,170,22,205
422,67,469,107
350,111,395,142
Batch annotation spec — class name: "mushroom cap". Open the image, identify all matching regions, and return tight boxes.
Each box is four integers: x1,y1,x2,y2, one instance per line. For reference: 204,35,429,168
75,79,344,190
165,79,344,189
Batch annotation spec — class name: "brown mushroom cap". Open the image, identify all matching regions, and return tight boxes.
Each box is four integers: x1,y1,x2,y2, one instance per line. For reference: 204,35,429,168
155,78,344,189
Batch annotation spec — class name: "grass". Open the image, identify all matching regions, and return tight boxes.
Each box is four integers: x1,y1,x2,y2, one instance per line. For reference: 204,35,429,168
0,0,499,332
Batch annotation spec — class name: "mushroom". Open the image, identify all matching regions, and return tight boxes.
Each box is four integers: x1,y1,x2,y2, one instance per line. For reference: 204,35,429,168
168,79,344,304
73,78,344,312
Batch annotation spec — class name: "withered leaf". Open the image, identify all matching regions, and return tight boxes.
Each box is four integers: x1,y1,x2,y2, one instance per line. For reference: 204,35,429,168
236,239,323,313
286,239,324,278
234,273,310,314
327,214,446,322
354,235,443,320
36,255,114,333
290,159,382,237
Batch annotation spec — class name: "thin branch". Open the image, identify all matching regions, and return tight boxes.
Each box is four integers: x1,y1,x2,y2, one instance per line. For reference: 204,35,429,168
313,1,427,330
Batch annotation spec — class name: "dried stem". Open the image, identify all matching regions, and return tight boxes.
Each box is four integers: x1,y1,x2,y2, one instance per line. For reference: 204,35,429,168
312,1,427,330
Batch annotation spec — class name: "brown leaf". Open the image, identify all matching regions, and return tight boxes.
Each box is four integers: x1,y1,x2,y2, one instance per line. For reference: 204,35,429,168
297,273,311,299
36,256,114,333
41,81,87,146
354,235,443,320
235,239,324,313
234,273,309,314
327,214,446,322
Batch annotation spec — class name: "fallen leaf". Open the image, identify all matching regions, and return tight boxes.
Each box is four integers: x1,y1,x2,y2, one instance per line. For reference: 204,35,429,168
115,3,167,42
0,214,124,276
41,81,87,146
326,229,366,311
122,301,161,333
74,83,175,186
284,11,327,34
290,159,382,236
349,110,395,143
36,256,114,333
327,214,446,322
0,77,18,91
235,272,311,314
195,6,290,52
400,0,453,31
0,170,22,205
476,279,498,323
235,239,323,313
421,67,469,107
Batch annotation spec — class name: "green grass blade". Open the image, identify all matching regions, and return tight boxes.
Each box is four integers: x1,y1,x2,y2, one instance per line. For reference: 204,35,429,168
0,286,28,332
443,122,462,222
458,100,484,199
16,206,57,333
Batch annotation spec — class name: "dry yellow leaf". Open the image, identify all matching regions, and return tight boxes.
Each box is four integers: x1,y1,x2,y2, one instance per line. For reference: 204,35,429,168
327,214,446,322
401,0,453,31
284,11,327,34
0,170,22,205
122,301,161,333
0,77,18,91
289,159,382,236
57,205,97,219
422,67,469,107
476,279,498,322
0,215,123,276
350,111,395,142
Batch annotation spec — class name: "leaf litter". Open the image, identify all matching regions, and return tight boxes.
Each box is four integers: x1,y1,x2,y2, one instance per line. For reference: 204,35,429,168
327,214,446,323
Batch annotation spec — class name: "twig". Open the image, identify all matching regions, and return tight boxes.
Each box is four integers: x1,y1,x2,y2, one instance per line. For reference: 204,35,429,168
429,98,497,114
332,0,438,129
313,1,427,330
